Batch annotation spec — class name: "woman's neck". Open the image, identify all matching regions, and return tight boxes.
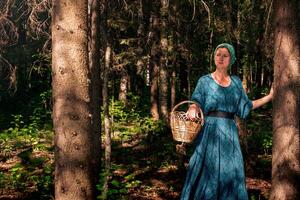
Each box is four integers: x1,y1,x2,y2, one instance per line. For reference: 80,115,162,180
212,69,231,87
212,69,229,78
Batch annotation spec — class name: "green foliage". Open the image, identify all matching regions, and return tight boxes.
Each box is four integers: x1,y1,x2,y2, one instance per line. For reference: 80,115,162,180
247,130,272,154
5,161,54,192
250,195,257,200
105,94,166,141
261,134,272,154
97,163,145,200
98,93,176,199
0,172,5,188
0,87,53,197
0,132,54,196
97,167,129,200
0,112,52,154
1,89,52,136
9,163,26,189
7,114,38,135
245,105,273,155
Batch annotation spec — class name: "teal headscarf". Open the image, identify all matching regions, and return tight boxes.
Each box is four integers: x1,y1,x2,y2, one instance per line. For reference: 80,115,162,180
213,43,236,67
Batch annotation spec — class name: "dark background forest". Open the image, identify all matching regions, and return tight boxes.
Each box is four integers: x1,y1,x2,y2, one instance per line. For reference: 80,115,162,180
0,0,299,200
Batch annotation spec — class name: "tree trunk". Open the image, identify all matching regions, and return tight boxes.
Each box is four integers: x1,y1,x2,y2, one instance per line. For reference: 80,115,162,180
170,68,176,109
102,44,112,200
187,63,191,98
223,1,234,38
159,0,169,123
209,10,214,72
242,64,250,93
135,0,151,96
236,0,241,75
150,55,160,121
118,70,128,104
149,14,160,120
100,0,112,199
52,0,96,199
169,2,178,109
270,0,300,199
88,0,101,190
255,19,264,88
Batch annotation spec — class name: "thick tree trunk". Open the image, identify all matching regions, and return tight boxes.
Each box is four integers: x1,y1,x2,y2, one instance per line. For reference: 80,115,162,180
159,0,169,123
52,0,96,199
270,0,300,199
88,0,101,190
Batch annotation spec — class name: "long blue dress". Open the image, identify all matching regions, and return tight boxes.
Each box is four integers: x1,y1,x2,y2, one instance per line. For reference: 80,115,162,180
180,74,253,200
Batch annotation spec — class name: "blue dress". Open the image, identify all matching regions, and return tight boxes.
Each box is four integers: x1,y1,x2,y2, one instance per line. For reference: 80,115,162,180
181,74,253,200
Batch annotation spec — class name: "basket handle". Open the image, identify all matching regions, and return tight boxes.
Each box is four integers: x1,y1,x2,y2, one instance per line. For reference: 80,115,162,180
171,100,204,125
171,100,200,113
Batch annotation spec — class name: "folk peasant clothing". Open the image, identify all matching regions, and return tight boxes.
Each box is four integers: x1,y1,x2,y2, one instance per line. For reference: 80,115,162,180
180,74,252,200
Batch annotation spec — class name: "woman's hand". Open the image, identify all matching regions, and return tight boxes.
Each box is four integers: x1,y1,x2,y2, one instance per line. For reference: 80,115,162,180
186,104,200,121
268,84,274,100
252,84,274,110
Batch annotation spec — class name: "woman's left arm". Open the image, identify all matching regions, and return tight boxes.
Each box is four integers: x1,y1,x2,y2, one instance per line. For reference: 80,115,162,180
252,86,273,110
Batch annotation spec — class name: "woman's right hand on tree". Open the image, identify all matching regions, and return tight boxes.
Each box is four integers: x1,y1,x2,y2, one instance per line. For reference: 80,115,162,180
269,84,274,100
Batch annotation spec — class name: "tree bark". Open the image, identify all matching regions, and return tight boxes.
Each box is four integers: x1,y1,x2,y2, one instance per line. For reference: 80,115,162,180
236,0,241,75
118,69,128,104
100,0,112,198
270,0,300,199
209,5,214,72
170,2,178,109
150,55,160,121
135,0,148,96
149,14,160,120
102,44,112,200
187,63,191,99
159,0,169,123
88,0,101,190
171,68,176,109
52,0,96,199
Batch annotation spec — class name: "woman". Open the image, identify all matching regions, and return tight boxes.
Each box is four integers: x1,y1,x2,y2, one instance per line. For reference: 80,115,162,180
181,43,273,200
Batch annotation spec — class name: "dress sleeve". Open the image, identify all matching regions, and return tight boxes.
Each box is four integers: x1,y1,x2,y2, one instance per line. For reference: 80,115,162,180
191,77,205,110
235,77,253,119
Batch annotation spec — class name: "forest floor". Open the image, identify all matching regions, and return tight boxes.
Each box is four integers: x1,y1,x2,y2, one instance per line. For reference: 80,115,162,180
110,132,272,200
0,132,271,200
0,109,272,200
0,133,271,200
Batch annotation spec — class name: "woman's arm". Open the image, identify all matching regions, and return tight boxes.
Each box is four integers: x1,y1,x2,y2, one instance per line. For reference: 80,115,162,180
252,87,273,110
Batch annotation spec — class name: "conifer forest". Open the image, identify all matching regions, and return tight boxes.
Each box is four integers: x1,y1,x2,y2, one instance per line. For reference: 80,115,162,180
0,0,299,199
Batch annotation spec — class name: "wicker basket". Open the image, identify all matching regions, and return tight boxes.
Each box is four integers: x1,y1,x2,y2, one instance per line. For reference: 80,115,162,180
170,100,204,143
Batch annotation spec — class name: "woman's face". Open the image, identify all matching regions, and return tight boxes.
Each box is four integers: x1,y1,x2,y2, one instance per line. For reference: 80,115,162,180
214,48,231,69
